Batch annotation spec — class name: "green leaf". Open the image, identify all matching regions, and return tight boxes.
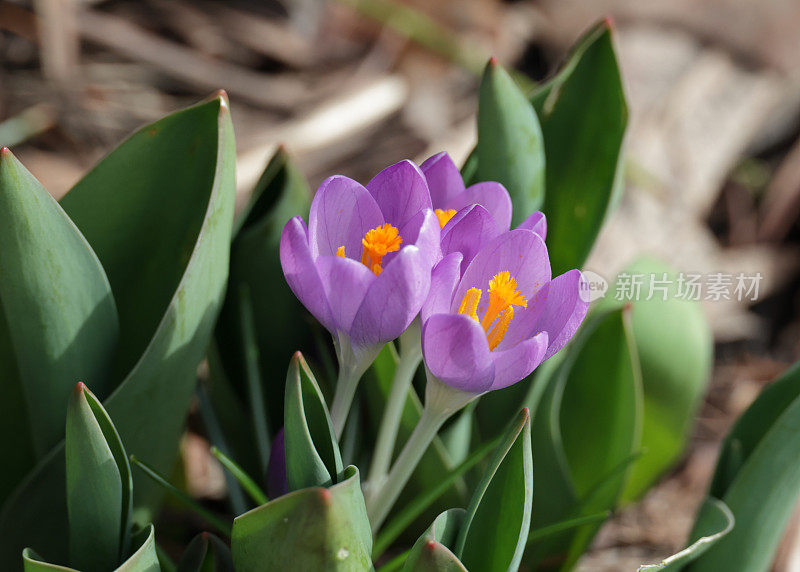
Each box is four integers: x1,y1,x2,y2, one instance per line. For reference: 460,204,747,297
534,20,628,274
232,466,372,571
639,498,733,571
284,352,343,490
475,59,545,223
60,95,227,377
402,509,467,572
0,94,236,567
709,360,800,498
687,361,800,571
373,435,500,560
213,148,311,439
610,258,713,502
22,524,159,572
528,307,643,568
177,533,233,572
454,409,532,571
116,525,160,572
66,383,132,571
130,456,232,538
0,148,118,462
22,549,77,572
210,447,268,507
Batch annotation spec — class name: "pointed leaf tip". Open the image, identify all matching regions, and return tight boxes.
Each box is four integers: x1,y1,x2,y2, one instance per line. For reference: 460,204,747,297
488,56,498,67
603,15,615,30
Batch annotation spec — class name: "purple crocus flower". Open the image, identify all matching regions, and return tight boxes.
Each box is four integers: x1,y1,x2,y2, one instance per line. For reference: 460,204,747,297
421,229,588,393
421,152,547,272
421,151,547,237
280,160,440,432
267,428,288,499
281,160,439,354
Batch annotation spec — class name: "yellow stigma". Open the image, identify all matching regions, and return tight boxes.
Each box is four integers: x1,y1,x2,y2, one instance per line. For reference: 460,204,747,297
457,270,526,351
360,223,402,275
435,208,457,229
336,246,345,257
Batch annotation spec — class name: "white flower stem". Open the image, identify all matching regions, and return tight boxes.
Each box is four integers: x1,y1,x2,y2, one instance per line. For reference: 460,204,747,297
329,334,379,439
368,325,422,486
366,371,478,533
366,404,448,532
330,362,363,440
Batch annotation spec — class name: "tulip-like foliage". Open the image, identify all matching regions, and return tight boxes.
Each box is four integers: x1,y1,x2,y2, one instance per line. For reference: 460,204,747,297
280,160,440,434
421,229,588,393
22,383,159,572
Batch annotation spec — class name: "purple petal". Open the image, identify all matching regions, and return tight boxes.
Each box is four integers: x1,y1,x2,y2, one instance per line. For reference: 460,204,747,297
421,313,494,393
315,256,375,333
351,246,431,346
386,208,441,269
280,217,335,332
489,332,548,390
440,204,500,272
450,182,513,232
267,428,288,499
421,252,462,324
308,175,384,258
517,211,547,239
538,270,589,359
420,152,465,209
452,230,551,316
366,160,432,229
499,269,587,356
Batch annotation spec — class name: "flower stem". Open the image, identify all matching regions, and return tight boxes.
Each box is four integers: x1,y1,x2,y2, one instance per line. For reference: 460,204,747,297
330,362,363,439
368,345,421,486
366,404,448,532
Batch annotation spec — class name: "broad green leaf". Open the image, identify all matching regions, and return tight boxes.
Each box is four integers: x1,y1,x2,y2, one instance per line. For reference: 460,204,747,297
22,525,159,572
402,509,467,572
66,383,132,571
116,525,160,572
455,409,532,571
475,59,545,223
0,94,236,568
22,548,77,571
232,466,372,571
177,533,233,572
0,148,118,461
609,258,713,502
213,148,311,436
534,20,628,274
687,361,800,571
61,96,225,377
285,352,343,490
639,498,733,571
709,360,800,497
527,308,643,569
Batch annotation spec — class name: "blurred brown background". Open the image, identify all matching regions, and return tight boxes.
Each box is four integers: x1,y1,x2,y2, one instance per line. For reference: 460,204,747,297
2,0,800,569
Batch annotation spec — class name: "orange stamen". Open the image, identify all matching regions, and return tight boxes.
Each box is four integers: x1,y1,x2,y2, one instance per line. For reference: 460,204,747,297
361,223,402,275
455,271,526,351
458,287,482,321
435,208,457,229
336,246,345,257
487,307,514,350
